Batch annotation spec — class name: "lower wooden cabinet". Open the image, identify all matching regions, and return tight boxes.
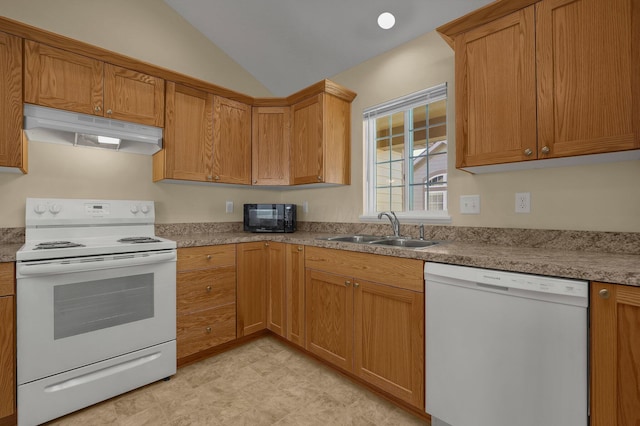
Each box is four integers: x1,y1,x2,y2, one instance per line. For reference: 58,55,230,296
304,247,424,409
266,242,286,337
285,244,305,347
237,242,268,336
590,282,640,426
176,246,236,362
0,263,15,424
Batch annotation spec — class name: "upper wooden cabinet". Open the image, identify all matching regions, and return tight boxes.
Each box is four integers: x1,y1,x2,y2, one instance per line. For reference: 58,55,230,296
252,106,291,185
453,7,537,168
590,282,640,426
440,0,640,170
213,96,252,185
0,31,25,173
290,92,352,185
154,86,252,185
24,41,164,127
155,82,213,182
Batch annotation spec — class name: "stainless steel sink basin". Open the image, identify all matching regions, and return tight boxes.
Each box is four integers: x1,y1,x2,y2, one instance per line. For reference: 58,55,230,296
325,235,385,243
369,238,438,248
318,234,438,249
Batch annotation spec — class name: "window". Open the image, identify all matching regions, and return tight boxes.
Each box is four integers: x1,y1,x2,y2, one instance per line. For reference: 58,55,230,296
363,83,449,221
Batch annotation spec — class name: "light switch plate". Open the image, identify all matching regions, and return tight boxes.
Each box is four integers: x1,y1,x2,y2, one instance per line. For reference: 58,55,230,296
460,195,480,214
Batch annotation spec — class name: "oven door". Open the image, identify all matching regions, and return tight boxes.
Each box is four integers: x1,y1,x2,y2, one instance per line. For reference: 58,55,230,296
16,250,176,385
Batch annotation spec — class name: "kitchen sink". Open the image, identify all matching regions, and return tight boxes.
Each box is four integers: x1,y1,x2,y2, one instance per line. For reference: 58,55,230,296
368,238,438,248
324,235,387,243
319,235,438,249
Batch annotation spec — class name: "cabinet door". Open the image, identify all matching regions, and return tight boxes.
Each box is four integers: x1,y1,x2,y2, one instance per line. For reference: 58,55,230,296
157,82,213,182
291,94,324,184
0,296,14,421
305,269,353,371
24,40,103,116
0,32,23,172
103,64,164,127
455,7,537,168
266,242,286,336
286,244,305,347
251,106,290,185
213,96,252,184
237,242,268,336
177,268,236,360
536,0,640,158
590,282,640,426
354,280,424,409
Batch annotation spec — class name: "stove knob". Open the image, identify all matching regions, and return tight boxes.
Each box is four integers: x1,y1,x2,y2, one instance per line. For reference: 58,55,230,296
49,204,62,215
130,205,139,214
141,205,150,214
34,204,47,214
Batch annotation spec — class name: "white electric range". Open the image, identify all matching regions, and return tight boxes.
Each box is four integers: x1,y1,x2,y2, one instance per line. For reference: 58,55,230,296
16,198,177,426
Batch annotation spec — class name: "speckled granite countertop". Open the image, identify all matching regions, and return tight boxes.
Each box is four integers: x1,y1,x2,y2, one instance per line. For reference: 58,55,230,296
2,223,639,287
165,231,640,287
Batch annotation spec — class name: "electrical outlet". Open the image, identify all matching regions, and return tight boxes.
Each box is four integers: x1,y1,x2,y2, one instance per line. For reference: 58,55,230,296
460,195,480,214
303,201,309,213
515,192,530,213
225,201,233,213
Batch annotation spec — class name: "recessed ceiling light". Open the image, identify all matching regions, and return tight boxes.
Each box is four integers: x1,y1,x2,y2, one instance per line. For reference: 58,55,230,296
377,12,395,30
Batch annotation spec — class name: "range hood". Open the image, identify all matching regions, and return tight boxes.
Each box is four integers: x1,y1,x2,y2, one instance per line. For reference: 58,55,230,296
23,104,163,155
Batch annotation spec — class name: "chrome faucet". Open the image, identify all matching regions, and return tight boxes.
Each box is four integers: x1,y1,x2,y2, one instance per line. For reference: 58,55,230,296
378,211,400,237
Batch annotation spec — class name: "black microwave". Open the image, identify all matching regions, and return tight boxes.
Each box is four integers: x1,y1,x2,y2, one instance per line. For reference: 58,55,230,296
243,204,296,233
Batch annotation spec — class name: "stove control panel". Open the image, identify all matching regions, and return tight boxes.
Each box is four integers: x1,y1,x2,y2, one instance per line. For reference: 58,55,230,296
85,203,111,216
25,198,156,226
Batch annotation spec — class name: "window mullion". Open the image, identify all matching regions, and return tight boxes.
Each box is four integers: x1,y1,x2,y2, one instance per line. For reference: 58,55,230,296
404,109,411,211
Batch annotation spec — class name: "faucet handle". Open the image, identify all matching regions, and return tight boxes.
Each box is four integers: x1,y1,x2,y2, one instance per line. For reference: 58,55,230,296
419,223,425,240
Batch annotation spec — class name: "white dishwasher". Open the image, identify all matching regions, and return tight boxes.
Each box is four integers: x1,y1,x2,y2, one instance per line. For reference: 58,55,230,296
424,262,588,426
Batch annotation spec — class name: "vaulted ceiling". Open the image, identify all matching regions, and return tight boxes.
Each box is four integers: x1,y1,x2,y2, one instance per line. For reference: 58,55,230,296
164,0,494,96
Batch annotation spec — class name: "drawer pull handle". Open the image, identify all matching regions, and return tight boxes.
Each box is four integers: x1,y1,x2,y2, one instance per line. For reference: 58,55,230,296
206,285,212,292
206,327,212,334
207,255,212,260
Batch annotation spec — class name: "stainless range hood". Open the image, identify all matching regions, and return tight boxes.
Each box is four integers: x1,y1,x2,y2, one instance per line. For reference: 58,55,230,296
23,104,163,155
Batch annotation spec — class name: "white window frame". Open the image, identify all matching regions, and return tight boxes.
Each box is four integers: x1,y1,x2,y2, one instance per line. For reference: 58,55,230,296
361,83,451,224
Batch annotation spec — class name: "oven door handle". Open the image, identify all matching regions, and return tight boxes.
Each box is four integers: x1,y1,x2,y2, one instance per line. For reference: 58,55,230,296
17,251,177,276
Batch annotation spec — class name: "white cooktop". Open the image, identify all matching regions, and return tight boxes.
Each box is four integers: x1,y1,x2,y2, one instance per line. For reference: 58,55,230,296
17,198,176,261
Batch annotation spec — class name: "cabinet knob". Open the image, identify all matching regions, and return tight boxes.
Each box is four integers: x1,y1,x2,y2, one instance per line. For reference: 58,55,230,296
214,175,220,181
206,285,212,292
206,326,212,334
524,148,533,156
253,180,258,184
345,280,351,286
106,109,113,115
207,255,212,260
541,146,550,154
598,288,610,299
354,282,360,288
207,175,213,181
265,242,270,247
317,176,322,181
297,246,303,252
94,106,101,112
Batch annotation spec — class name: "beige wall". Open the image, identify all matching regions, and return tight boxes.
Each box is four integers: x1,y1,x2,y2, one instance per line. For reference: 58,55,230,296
287,31,640,233
1,2,638,232
0,0,277,227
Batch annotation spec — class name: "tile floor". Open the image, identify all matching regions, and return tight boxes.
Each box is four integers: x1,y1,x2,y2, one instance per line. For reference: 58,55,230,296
45,336,428,425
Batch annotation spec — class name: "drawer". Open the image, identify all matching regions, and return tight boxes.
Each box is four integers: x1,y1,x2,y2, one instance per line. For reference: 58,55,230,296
177,267,236,314
177,304,236,359
0,263,15,296
177,245,236,271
